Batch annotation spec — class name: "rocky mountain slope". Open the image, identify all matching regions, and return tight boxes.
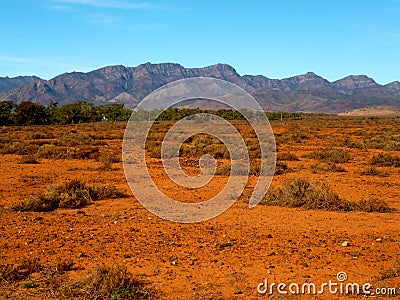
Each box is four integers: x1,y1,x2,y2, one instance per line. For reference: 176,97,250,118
1,63,399,113
0,75,43,93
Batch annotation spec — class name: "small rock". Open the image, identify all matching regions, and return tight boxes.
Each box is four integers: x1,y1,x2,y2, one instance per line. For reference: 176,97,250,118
233,288,243,294
78,252,87,258
341,241,350,247
376,238,382,242
171,261,178,266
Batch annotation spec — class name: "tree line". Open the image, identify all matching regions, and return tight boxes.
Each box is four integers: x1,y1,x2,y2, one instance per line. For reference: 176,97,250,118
0,100,132,126
0,100,304,126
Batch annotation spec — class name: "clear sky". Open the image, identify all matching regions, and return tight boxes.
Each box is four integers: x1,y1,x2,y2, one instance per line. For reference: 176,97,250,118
0,0,399,84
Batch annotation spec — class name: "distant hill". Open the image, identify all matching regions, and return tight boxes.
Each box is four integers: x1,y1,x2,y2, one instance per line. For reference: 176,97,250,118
1,63,399,113
0,75,43,93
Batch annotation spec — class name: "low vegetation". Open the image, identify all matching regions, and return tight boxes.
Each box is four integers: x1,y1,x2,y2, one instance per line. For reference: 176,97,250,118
377,260,400,281
361,165,389,177
303,148,351,163
12,179,127,212
0,257,155,299
262,177,394,213
311,163,346,174
370,152,400,167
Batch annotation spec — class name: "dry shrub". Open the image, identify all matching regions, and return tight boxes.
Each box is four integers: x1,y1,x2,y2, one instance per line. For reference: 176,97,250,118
0,257,40,283
18,154,39,164
277,152,300,161
311,163,346,174
97,152,121,170
13,179,127,212
356,198,395,213
361,165,388,177
274,161,291,175
303,148,351,163
378,260,400,280
263,178,394,213
371,153,400,167
0,141,39,155
1,258,155,300
63,265,155,300
36,144,100,160
263,178,353,211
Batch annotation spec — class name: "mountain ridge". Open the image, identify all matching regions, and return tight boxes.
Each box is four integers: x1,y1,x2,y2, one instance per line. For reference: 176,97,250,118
1,63,399,113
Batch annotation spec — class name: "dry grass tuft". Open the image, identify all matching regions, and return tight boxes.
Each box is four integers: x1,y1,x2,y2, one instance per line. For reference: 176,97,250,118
263,178,354,211
356,198,395,213
311,163,346,174
277,152,300,161
0,258,155,300
12,179,127,212
303,148,351,163
262,178,395,213
361,165,388,177
377,260,400,281
63,265,155,300
370,153,400,167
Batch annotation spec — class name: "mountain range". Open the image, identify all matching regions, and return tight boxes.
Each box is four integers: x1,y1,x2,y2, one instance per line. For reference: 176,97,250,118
0,62,399,113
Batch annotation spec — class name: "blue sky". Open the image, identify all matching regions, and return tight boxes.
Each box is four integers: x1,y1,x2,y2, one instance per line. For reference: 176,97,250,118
0,0,399,84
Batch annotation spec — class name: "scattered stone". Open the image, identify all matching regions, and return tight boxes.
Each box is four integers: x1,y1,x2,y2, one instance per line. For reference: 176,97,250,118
78,252,87,258
266,233,273,238
351,251,360,258
171,261,178,266
217,241,233,249
341,241,350,247
233,288,243,294
376,238,382,242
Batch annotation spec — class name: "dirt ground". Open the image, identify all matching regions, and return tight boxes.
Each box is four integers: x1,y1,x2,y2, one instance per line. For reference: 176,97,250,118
0,116,399,299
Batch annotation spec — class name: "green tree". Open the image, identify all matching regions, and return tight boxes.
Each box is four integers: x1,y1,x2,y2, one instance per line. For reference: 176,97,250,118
13,101,48,125
0,101,16,125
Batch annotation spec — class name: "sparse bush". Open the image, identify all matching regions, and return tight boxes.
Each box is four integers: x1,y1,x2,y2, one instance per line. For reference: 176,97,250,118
303,148,351,163
274,161,291,175
377,260,400,280
0,258,155,300
262,178,394,213
12,179,127,212
0,141,38,155
0,257,40,283
356,198,395,213
361,165,388,177
311,163,346,174
371,153,400,167
277,152,300,161
18,154,39,164
63,265,155,300
97,152,121,170
262,178,354,211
